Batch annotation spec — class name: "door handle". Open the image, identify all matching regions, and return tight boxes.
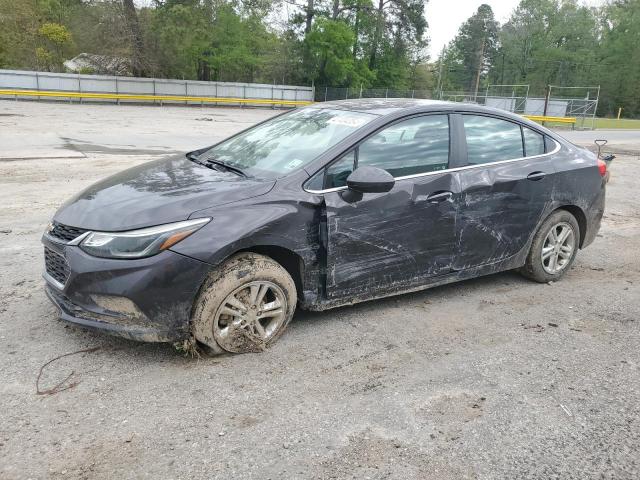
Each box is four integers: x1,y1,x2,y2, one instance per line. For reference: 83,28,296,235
426,191,453,203
527,171,546,181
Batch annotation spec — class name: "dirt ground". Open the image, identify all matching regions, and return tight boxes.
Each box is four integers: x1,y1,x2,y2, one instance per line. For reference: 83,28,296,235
1,100,639,480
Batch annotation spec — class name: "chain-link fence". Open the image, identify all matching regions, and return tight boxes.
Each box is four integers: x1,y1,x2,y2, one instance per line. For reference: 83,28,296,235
315,86,436,102
316,84,600,129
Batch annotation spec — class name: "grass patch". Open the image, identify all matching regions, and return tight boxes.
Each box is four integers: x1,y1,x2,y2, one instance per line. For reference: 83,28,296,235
594,118,640,129
526,117,640,130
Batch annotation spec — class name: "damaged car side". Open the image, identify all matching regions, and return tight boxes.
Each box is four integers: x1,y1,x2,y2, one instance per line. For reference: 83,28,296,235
42,99,607,354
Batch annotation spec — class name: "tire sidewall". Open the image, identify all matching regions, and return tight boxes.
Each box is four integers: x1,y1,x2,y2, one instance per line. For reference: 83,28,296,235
192,253,297,354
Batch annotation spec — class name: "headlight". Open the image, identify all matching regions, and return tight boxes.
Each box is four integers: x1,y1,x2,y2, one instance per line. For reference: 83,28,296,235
80,218,210,259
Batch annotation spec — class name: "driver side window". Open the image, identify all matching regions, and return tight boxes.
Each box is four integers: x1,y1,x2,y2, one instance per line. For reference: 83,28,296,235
309,114,450,190
357,115,450,177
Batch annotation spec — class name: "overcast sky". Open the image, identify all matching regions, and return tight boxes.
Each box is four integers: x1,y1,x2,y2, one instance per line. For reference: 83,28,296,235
426,0,606,58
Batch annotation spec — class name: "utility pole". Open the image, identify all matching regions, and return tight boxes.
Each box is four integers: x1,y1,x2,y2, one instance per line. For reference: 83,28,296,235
543,84,551,117
542,84,551,126
436,46,445,97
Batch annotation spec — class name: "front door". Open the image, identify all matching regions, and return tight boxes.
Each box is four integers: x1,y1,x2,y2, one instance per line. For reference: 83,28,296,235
321,114,459,299
453,114,556,269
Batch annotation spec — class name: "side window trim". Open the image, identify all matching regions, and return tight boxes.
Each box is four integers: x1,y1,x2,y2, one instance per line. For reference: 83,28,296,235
304,140,561,193
303,113,561,194
459,112,562,168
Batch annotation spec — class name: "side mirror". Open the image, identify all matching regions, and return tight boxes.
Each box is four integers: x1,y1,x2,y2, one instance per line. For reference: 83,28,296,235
346,166,395,194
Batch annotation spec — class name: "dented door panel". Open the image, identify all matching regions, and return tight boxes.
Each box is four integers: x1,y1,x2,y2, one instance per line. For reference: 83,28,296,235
453,156,556,270
324,172,459,299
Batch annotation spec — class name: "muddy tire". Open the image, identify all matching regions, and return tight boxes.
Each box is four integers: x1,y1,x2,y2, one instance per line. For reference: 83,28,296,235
192,253,297,355
520,210,580,283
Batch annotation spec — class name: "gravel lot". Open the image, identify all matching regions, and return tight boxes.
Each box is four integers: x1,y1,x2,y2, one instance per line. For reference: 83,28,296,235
1,101,639,480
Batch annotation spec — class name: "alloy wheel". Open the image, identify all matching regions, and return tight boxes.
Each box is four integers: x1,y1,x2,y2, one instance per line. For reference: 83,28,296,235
213,280,287,351
541,221,575,275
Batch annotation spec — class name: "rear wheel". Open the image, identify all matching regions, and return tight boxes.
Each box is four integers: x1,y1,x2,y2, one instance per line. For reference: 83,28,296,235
520,210,580,283
192,253,297,354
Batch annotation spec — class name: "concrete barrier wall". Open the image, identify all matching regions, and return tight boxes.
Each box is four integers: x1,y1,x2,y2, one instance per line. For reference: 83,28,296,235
0,69,314,107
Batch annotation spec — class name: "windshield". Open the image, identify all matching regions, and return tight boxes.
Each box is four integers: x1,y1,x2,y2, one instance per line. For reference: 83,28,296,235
197,108,377,179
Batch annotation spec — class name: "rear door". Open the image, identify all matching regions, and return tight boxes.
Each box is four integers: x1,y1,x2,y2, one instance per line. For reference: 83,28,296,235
453,114,556,270
318,114,460,299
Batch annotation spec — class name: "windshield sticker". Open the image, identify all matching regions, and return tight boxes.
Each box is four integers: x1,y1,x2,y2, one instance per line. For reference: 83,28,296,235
284,158,304,170
327,116,369,128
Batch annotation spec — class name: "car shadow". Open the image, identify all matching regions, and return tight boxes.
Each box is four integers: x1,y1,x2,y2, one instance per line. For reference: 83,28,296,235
290,269,530,330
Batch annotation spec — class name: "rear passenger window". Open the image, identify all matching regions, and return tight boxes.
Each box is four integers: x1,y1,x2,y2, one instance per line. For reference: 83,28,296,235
545,136,556,153
463,115,524,165
357,115,450,177
523,127,545,156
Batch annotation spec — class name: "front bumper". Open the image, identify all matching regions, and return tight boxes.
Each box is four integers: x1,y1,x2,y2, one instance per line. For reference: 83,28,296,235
42,235,212,342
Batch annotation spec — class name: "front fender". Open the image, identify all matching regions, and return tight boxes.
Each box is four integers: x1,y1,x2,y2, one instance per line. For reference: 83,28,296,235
170,200,322,269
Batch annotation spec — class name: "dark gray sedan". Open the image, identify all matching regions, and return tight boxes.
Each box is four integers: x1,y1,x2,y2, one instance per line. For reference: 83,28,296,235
42,99,607,354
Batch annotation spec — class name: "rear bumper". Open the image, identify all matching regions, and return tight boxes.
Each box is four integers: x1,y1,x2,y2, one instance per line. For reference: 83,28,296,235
42,235,212,342
582,182,606,248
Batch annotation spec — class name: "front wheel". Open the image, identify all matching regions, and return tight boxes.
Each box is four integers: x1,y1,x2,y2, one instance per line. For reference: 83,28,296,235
192,253,297,354
520,210,580,283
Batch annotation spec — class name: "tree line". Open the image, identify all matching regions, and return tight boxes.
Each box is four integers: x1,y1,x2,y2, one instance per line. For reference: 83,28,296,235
0,0,430,90
0,0,638,116
440,0,640,117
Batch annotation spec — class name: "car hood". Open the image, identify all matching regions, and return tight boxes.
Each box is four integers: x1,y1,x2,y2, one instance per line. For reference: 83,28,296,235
54,154,275,231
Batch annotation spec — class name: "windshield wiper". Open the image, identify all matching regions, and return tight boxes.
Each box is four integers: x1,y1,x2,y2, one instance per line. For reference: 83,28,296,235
187,152,247,177
204,158,247,177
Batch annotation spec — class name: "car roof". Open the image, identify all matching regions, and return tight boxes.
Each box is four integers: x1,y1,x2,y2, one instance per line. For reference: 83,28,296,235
307,98,563,140
308,98,450,115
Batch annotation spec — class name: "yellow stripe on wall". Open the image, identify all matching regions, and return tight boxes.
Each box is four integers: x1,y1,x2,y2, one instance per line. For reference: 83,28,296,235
0,89,313,106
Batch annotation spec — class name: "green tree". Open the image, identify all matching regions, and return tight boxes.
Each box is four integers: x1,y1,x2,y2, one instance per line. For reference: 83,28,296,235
148,1,212,79
597,0,640,116
367,0,427,74
0,0,37,68
492,0,598,92
439,4,498,95
36,22,75,71
0,0,432,91
149,1,280,82
305,18,374,86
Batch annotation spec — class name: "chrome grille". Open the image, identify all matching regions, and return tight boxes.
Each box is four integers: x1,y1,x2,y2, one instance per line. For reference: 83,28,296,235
44,247,69,286
48,222,87,243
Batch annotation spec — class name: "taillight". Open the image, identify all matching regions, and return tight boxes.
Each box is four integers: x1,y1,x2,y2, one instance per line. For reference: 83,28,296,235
598,159,607,177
